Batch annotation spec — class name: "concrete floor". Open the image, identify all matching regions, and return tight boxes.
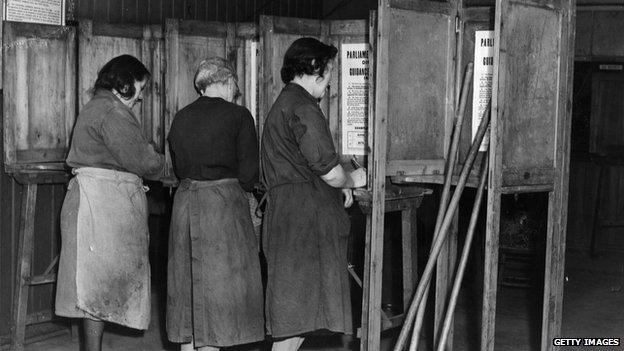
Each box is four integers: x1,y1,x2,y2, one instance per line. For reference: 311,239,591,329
24,263,624,351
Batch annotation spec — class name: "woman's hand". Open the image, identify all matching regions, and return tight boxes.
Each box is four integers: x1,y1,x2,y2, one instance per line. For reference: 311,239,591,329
349,168,367,188
342,188,354,208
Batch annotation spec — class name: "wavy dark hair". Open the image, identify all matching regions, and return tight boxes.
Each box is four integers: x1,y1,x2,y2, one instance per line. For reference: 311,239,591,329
94,55,151,99
280,37,338,84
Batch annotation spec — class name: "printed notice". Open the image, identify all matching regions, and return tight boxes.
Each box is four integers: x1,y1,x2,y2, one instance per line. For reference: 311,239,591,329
341,43,369,156
4,0,65,26
472,30,494,152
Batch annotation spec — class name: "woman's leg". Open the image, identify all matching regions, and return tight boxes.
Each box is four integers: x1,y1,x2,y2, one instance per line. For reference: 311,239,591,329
272,337,305,351
83,318,104,351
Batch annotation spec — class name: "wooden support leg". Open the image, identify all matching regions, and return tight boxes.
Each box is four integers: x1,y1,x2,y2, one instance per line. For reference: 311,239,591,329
11,184,38,351
361,210,384,351
401,204,416,309
481,188,501,351
541,190,567,350
435,212,458,350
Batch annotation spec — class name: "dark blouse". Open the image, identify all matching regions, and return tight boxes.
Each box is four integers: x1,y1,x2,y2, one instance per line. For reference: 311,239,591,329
168,96,259,192
260,83,339,187
66,89,165,179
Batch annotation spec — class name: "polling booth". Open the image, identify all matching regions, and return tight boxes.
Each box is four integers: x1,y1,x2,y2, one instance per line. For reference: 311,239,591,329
2,0,575,348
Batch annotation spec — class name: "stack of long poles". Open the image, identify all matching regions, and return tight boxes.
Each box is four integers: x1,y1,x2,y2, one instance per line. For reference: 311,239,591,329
393,63,492,351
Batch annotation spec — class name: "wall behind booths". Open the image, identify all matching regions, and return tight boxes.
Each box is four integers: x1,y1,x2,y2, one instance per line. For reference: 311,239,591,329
73,0,324,23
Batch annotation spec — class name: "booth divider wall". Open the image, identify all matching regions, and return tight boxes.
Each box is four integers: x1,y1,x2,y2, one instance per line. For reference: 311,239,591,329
3,22,76,172
79,20,165,152
164,19,257,176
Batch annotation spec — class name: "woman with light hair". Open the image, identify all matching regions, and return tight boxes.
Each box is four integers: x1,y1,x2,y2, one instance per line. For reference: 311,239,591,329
166,57,264,351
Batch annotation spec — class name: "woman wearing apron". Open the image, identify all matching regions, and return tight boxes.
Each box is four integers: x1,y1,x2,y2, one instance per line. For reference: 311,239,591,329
55,55,166,351
166,57,264,351
260,38,367,351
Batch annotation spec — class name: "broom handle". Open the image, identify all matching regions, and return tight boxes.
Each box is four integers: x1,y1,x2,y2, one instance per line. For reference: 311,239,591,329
436,152,489,351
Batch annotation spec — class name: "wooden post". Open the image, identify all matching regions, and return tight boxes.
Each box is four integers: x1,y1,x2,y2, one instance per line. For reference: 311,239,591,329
361,2,389,349
11,184,38,351
541,1,575,349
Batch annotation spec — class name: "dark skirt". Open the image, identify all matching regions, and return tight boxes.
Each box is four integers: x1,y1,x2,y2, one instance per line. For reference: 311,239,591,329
263,179,352,338
166,178,264,348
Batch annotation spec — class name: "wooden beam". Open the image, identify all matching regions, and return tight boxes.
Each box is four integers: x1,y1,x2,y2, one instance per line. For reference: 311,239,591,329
361,6,387,350
541,0,575,349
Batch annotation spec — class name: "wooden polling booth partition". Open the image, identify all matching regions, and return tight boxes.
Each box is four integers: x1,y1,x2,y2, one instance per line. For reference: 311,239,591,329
2,21,75,351
164,19,258,175
370,0,575,350
78,20,165,152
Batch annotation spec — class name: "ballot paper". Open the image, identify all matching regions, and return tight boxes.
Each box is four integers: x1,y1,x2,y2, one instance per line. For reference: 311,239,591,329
3,0,65,26
341,43,369,156
472,30,494,152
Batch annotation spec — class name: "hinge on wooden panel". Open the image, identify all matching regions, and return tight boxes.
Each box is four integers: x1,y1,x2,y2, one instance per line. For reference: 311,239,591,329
455,16,460,33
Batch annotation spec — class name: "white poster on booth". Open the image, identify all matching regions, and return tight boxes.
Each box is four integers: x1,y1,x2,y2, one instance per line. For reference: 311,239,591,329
341,43,369,156
3,0,65,26
472,30,494,152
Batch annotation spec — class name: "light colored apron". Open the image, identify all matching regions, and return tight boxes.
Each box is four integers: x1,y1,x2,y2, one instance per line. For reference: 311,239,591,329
73,167,151,329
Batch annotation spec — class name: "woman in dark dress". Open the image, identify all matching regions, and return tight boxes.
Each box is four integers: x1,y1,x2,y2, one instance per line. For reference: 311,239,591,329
260,38,367,351
166,57,264,351
56,55,165,351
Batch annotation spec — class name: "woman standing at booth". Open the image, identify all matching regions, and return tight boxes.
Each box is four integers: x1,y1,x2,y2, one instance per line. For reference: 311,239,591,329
260,38,367,351
55,55,165,351
166,57,264,351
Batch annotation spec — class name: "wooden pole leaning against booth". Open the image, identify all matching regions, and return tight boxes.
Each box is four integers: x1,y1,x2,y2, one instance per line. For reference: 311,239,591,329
436,152,489,351
393,99,491,351
411,62,475,351
390,61,474,350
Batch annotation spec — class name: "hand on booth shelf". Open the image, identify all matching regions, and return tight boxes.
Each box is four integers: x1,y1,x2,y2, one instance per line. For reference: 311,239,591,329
349,167,367,188
342,188,354,208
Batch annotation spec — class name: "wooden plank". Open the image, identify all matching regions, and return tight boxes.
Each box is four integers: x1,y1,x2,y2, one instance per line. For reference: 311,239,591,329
435,211,458,349
497,2,562,187
482,1,505,349
361,5,386,350
10,184,37,351
541,0,575,348
78,20,163,149
383,5,456,178
2,23,76,171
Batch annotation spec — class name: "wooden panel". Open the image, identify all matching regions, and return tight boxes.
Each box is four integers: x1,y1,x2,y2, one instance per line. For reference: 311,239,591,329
575,10,592,58
258,16,328,138
589,71,624,154
592,11,624,58
2,22,76,171
566,157,598,249
328,20,368,163
380,2,456,177
165,19,257,176
78,20,165,151
495,2,562,187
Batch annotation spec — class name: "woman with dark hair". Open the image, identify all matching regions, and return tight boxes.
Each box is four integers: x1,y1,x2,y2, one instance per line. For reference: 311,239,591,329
166,57,264,351
55,54,165,351
260,37,367,351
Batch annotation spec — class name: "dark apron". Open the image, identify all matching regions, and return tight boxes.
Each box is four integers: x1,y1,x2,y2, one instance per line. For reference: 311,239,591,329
263,176,353,337
166,178,264,348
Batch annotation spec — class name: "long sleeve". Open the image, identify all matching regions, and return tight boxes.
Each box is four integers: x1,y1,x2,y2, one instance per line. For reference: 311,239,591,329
237,109,259,191
290,104,339,176
100,106,165,180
